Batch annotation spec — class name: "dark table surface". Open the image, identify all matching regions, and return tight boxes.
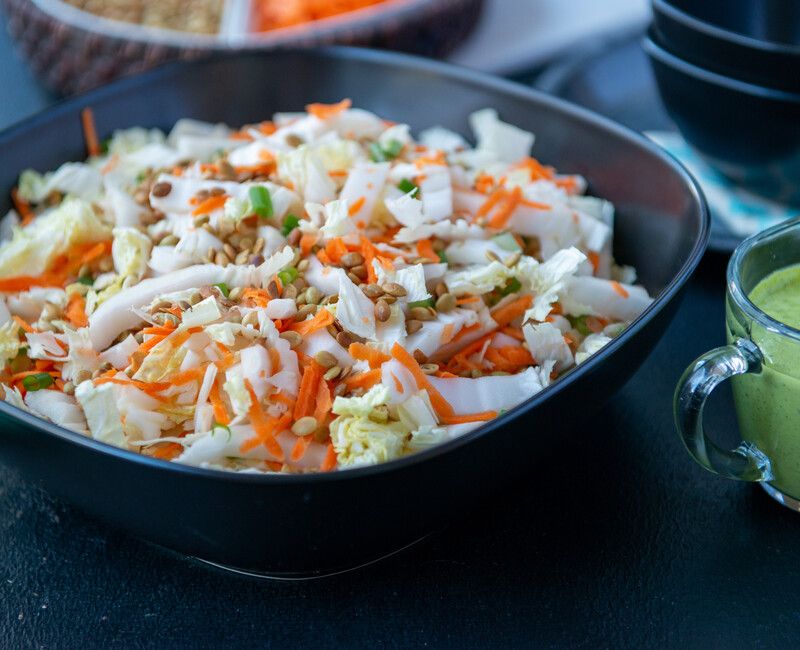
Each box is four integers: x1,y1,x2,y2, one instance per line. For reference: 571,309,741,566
1,23,799,650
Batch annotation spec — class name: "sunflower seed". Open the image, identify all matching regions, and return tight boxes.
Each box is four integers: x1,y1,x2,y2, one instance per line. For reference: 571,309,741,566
314,351,338,368
279,330,303,349
409,306,435,321
381,282,407,297
340,252,364,268
323,366,342,381
362,283,384,299
406,319,423,334
291,416,317,436
375,299,391,322
435,293,457,313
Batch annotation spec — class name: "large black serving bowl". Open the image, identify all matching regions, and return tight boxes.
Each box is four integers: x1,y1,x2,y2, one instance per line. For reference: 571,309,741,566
0,49,708,577
652,0,800,92
644,33,800,207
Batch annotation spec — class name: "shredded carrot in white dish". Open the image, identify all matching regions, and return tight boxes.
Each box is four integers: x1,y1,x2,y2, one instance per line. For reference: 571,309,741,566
0,101,651,472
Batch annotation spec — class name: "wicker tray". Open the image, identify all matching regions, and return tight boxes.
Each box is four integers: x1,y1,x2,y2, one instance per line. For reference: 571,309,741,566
1,0,483,95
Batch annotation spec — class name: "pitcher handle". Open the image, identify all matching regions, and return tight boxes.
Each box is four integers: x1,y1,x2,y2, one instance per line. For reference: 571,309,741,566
674,338,772,481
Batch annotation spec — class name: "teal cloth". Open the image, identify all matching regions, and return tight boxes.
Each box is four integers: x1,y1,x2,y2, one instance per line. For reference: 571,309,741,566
647,131,797,237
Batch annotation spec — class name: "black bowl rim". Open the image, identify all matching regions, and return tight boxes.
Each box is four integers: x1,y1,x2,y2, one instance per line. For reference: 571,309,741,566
644,32,800,102
652,0,800,56
32,0,450,48
0,46,710,485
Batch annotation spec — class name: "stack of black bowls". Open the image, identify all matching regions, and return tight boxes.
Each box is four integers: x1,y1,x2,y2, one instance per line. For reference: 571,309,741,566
645,0,800,205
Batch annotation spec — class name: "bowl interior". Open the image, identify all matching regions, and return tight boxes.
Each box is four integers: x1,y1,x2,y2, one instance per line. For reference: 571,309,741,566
664,0,800,46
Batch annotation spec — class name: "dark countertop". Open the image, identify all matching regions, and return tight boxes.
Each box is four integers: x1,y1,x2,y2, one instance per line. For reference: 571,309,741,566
1,26,799,650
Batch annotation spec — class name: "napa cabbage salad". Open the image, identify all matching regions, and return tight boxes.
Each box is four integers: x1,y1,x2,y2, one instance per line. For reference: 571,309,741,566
0,100,652,473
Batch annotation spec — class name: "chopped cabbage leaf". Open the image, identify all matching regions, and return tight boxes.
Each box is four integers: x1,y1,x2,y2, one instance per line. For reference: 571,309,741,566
0,198,111,278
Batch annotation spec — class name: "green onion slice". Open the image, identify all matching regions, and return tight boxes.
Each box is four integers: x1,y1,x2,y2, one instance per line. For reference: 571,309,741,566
249,186,273,219
22,373,54,391
281,213,300,236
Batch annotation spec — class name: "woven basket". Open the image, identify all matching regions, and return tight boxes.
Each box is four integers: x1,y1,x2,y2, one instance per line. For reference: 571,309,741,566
1,0,484,95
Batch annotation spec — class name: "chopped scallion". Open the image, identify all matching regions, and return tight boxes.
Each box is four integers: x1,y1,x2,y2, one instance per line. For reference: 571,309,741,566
213,282,230,298
568,315,593,336
500,277,522,296
281,213,300,236
397,178,418,195
408,298,435,309
369,139,404,163
249,186,273,219
22,373,54,391
278,267,299,286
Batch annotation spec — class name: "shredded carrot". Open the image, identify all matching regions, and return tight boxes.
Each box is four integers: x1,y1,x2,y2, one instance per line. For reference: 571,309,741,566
12,315,33,333
93,377,170,399
242,288,269,307
77,240,112,267
487,186,522,229
290,308,334,336
316,249,333,266
347,196,365,216
10,189,35,226
450,322,481,344
64,293,88,328
325,237,348,265
191,194,228,216
587,251,600,275
441,323,456,345
500,326,525,342
391,372,404,393
320,442,338,471
348,342,390,369
291,435,313,462
80,107,101,158
476,188,506,218
0,274,62,292
440,411,498,425
313,378,333,424
456,295,481,305
268,347,281,373
515,157,555,180
243,380,285,459
343,368,382,390
519,198,552,210
294,362,323,419
390,343,454,418
170,366,206,386
611,281,630,298
416,238,438,262
474,173,495,194
306,98,351,120
208,381,230,426
300,233,318,257
147,442,184,461
490,295,533,327
458,332,495,358
360,236,378,283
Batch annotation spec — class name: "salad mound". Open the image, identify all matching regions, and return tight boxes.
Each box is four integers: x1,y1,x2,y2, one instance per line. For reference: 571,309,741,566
0,100,652,473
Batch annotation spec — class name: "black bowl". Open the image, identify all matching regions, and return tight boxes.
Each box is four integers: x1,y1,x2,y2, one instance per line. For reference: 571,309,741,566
0,49,708,577
645,33,800,206
652,0,800,92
